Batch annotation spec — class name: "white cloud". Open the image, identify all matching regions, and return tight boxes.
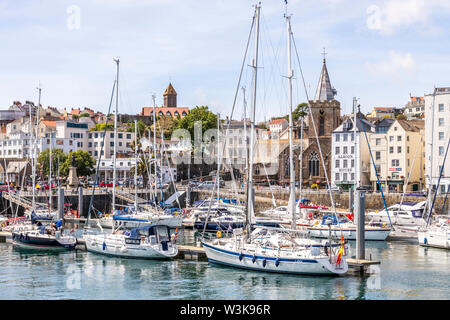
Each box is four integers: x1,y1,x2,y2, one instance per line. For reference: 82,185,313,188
366,0,450,35
367,51,415,79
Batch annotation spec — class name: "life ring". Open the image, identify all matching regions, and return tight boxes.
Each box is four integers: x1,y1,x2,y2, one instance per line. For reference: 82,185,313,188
216,231,222,238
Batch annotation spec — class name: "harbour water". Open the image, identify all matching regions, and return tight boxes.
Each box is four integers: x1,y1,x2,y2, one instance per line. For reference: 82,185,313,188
0,229,448,300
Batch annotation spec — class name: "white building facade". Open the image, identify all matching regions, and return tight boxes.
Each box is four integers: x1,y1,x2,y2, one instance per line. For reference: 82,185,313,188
425,87,450,194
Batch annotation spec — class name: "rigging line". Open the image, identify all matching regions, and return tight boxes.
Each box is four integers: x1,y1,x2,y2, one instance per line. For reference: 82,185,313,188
201,8,255,239
260,10,288,119
358,110,394,230
291,33,341,227
398,131,424,215
86,79,116,225
157,120,182,211
426,136,450,227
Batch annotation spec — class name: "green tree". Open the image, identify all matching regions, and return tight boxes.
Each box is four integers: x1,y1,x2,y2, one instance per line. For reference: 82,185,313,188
37,149,68,177
90,123,115,132
127,120,147,138
79,112,90,118
130,155,155,187
292,103,308,122
60,150,95,177
175,106,217,143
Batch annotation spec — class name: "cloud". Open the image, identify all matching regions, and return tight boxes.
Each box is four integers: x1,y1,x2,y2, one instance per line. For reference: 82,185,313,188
367,51,415,80
366,0,450,35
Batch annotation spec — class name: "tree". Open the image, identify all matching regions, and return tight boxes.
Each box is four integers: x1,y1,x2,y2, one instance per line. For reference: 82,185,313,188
151,115,178,139
127,120,147,138
79,112,90,118
395,114,407,120
90,123,115,132
60,150,95,177
292,103,308,122
130,155,155,187
175,106,217,143
37,149,68,177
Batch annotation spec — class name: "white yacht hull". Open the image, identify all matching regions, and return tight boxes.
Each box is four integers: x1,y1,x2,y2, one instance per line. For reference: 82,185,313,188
418,230,450,249
84,234,178,259
202,242,348,275
100,215,182,229
307,226,390,241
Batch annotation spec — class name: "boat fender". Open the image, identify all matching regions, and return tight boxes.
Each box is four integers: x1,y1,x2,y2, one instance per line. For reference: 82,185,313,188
102,242,106,251
423,238,427,245
252,254,257,263
216,231,222,238
239,252,244,261
275,258,280,267
120,245,127,253
262,258,267,267
90,240,96,246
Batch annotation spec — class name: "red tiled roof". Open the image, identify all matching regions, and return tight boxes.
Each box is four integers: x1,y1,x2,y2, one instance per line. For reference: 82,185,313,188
270,118,287,125
141,106,189,118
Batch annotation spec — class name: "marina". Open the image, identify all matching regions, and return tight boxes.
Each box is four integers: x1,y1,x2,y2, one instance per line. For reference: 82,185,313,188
0,228,448,300
0,0,449,305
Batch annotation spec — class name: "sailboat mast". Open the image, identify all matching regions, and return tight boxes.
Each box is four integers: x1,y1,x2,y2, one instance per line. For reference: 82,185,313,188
353,97,358,210
426,88,436,218
216,113,220,201
286,14,296,229
32,85,41,212
134,120,138,212
246,3,260,236
242,87,248,188
49,130,52,213
112,58,119,214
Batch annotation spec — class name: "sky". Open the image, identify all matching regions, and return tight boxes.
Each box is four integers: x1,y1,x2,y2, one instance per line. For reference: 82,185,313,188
1,0,450,121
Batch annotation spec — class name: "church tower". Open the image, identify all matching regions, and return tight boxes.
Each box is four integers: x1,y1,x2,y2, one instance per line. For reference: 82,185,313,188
163,83,177,108
302,53,341,186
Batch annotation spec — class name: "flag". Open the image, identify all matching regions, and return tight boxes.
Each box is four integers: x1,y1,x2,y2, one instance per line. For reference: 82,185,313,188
336,235,344,265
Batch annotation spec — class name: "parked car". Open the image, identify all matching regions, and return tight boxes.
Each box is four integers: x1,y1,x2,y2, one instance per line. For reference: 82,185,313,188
358,185,372,192
100,181,113,187
198,181,215,189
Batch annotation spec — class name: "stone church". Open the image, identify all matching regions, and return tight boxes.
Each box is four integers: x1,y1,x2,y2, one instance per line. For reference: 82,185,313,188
276,55,341,187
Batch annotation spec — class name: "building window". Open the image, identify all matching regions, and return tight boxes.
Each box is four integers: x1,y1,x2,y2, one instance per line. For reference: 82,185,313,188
376,138,380,146
126,134,131,139
319,117,325,136
118,133,123,139
343,173,347,181
439,132,444,140
351,159,354,167
389,136,394,142
391,159,399,167
439,146,444,156
110,133,114,138
351,173,355,181
343,134,348,142
406,135,409,142
343,146,348,154
308,152,320,177
397,136,401,142
335,147,340,155
335,173,339,181
376,151,381,160
110,142,114,147
394,126,397,131
397,146,401,153
438,104,444,112
343,160,348,168
439,118,444,126
335,160,340,168
389,146,393,154
351,146,354,154
335,134,340,142
351,133,354,141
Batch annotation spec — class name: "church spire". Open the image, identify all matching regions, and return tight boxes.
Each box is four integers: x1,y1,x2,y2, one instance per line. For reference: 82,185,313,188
163,82,177,108
314,49,337,102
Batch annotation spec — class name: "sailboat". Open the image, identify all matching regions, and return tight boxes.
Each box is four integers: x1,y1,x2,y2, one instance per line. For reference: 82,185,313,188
12,86,77,251
202,4,348,275
84,58,178,259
